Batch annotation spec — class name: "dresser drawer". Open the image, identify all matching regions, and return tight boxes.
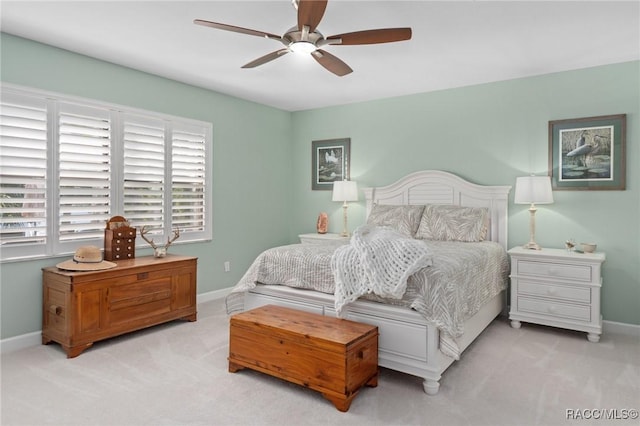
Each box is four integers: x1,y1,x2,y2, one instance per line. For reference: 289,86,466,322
516,260,592,282
108,277,172,323
517,297,591,322
517,280,591,303
109,243,135,260
111,228,136,238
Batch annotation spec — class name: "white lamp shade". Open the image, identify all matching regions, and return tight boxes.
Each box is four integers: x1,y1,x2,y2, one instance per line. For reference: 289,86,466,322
332,180,358,202
514,176,554,204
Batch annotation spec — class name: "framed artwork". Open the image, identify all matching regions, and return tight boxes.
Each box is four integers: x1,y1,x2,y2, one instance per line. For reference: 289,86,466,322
548,114,626,190
312,138,350,190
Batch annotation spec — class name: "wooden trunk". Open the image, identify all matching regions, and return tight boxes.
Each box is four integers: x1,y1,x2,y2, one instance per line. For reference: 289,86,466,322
42,255,197,358
229,305,378,412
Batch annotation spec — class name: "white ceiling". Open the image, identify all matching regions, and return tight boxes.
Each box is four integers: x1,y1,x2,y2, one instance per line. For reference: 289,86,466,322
2,1,639,112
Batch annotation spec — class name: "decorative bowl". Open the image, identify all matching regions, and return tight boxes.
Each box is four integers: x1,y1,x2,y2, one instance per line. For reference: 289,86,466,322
581,243,597,253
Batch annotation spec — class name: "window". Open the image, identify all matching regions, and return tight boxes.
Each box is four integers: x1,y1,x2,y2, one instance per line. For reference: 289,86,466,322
122,115,166,230
0,85,212,261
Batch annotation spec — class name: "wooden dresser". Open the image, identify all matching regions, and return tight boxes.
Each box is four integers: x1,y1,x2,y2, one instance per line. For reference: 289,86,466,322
42,255,197,357
229,305,378,412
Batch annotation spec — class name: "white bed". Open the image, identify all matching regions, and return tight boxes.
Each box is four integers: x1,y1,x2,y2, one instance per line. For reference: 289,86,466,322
234,170,511,395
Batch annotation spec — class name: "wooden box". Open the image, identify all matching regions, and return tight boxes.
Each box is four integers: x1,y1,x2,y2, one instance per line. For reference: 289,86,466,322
229,305,378,412
42,255,197,358
104,226,136,261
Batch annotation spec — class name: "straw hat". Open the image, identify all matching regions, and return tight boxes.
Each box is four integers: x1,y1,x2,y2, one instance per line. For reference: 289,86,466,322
56,246,117,271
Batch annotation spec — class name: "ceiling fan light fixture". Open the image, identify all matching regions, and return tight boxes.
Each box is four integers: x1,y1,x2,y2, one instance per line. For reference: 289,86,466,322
195,0,412,76
289,41,317,54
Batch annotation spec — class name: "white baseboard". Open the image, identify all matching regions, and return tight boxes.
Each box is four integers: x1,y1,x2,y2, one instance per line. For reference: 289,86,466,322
0,287,233,355
3,298,636,355
0,331,42,354
603,320,640,337
196,287,231,304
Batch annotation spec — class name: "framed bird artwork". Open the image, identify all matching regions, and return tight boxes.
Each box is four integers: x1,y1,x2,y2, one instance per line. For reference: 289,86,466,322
312,138,350,190
548,114,626,190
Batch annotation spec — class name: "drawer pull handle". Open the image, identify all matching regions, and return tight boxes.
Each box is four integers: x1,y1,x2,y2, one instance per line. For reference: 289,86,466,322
358,348,370,359
49,305,62,316
137,272,149,280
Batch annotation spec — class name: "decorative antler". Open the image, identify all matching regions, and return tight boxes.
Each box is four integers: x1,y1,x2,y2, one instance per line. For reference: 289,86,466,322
139,226,180,257
139,225,159,250
165,228,180,249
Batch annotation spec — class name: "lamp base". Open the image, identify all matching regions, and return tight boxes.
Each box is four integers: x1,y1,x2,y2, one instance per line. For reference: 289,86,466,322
522,241,542,250
340,203,350,238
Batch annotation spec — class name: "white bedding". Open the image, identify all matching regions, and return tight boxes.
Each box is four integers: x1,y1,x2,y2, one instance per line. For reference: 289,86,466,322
226,226,509,359
332,225,433,315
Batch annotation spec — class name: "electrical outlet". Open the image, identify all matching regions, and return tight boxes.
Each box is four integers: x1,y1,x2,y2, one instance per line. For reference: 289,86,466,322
224,261,230,272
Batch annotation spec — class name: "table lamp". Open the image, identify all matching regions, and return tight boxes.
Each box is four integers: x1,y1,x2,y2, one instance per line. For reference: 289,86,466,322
332,180,358,237
514,175,554,250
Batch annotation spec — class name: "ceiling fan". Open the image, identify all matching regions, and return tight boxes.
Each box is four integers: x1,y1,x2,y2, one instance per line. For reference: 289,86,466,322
194,0,412,77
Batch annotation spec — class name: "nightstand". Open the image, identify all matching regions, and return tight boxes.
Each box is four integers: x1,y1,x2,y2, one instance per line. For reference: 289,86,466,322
508,247,605,342
298,233,350,245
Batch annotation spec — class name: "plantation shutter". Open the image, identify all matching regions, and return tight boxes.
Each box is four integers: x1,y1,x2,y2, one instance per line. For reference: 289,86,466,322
123,115,166,234
58,102,112,242
0,93,48,248
1,85,212,261
171,123,207,234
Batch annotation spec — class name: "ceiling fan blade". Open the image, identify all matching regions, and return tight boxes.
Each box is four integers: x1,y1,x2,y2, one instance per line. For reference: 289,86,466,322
326,28,412,45
297,0,328,33
194,19,281,41
311,49,353,77
241,49,290,69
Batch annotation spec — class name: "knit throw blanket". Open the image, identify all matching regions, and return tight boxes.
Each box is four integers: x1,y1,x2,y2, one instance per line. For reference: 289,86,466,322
331,225,433,316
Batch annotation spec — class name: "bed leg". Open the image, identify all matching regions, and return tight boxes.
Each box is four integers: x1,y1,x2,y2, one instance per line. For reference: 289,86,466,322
423,379,440,395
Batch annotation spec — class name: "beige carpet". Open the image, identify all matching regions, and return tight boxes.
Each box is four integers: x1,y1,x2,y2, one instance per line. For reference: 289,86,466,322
1,298,639,426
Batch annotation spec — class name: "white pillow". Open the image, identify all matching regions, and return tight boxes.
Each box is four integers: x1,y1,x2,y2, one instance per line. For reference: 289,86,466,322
415,204,489,242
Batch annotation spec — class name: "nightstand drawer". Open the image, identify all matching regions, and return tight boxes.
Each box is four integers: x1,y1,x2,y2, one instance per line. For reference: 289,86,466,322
516,260,592,282
517,297,591,322
518,280,591,303
299,233,349,245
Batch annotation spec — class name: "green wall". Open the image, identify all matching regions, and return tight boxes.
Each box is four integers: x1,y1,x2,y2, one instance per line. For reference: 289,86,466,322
0,33,294,339
291,61,639,325
1,33,638,341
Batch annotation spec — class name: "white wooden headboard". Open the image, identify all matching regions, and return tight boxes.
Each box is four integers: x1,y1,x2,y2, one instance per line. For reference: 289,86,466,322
362,170,511,250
